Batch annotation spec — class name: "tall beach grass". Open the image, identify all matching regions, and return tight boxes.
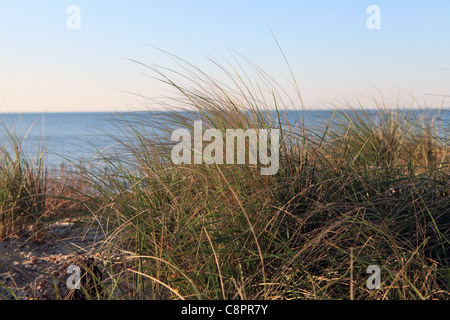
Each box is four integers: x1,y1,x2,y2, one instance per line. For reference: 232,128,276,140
78,54,449,300
0,119,46,240
0,53,448,300
0,117,93,242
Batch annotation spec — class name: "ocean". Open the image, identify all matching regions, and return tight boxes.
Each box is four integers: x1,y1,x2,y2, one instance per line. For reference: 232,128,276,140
0,109,448,168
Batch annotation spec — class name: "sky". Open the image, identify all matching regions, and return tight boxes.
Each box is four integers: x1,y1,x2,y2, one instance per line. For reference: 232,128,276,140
0,0,449,113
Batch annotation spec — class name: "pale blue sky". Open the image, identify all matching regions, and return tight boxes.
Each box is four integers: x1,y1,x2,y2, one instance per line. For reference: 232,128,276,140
0,1,449,112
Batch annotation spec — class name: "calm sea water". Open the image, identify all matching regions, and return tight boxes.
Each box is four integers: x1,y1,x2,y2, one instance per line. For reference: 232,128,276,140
0,109,448,168
0,112,123,168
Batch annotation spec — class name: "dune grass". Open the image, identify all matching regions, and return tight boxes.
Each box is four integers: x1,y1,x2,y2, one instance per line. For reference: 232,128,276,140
76,54,449,300
0,119,92,242
0,120,46,240
1,54,448,300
